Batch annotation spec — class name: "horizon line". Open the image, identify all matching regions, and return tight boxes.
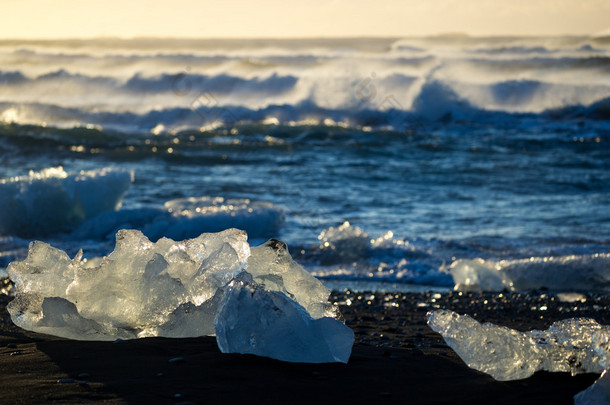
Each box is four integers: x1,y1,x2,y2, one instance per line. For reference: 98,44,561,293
0,33,607,42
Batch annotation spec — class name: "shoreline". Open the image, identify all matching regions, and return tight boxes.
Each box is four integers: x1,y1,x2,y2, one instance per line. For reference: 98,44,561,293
2,290,609,404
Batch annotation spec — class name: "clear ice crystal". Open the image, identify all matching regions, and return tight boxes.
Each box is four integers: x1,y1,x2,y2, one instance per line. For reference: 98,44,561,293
427,309,610,404
8,228,250,340
426,309,607,381
7,229,353,363
215,275,354,363
247,239,334,319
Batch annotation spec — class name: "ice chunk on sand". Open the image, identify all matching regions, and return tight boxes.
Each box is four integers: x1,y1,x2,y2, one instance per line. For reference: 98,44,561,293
215,275,354,363
0,166,133,237
450,254,610,292
8,228,250,340
427,309,610,403
426,309,607,381
7,229,352,363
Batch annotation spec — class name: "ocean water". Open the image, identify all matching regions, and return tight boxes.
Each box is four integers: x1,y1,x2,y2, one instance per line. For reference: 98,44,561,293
1,36,609,291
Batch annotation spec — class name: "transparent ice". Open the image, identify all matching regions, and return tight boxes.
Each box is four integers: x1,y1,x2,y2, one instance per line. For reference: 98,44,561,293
215,274,354,363
7,229,352,363
427,309,607,380
427,309,610,404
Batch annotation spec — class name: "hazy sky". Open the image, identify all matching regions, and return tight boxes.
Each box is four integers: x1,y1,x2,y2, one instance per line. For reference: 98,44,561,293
2,0,609,39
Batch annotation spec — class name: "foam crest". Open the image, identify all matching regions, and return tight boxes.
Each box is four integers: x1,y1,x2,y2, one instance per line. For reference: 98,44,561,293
0,167,133,237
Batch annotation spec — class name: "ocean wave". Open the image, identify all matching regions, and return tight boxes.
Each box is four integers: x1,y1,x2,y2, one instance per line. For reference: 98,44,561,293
71,196,285,242
124,72,297,95
471,45,554,54
1,93,609,137
0,69,298,96
304,222,453,287
465,55,610,72
0,167,133,237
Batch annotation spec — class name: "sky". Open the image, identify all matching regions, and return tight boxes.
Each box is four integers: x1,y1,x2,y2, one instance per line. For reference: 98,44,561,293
1,0,609,39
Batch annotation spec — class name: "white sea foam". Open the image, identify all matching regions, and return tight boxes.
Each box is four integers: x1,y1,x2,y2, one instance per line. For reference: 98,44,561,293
0,37,609,131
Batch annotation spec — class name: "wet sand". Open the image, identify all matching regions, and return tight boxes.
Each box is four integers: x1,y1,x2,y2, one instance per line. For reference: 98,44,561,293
1,289,609,404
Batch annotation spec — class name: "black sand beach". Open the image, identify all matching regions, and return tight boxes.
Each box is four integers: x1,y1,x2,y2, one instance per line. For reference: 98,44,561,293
1,284,609,404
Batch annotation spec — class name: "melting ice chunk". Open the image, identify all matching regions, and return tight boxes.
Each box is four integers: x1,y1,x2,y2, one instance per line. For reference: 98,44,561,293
0,167,133,237
215,275,354,363
8,228,250,339
7,229,352,363
450,254,610,293
427,309,608,381
427,309,610,404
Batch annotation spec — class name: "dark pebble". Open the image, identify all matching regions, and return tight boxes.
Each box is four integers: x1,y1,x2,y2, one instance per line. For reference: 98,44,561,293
57,378,75,384
77,381,90,388
411,348,424,356
379,391,392,397
113,338,125,344
7,343,17,349
77,372,90,379
157,372,164,377
169,357,185,363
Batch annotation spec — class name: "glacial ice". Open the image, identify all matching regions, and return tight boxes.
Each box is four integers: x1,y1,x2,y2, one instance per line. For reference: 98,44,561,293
427,309,610,404
426,309,607,380
449,254,610,292
0,167,133,237
215,275,354,363
7,229,352,363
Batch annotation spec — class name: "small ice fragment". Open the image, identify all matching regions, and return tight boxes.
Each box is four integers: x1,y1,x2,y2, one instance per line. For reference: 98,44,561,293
449,259,506,292
215,276,354,363
556,292,587,303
